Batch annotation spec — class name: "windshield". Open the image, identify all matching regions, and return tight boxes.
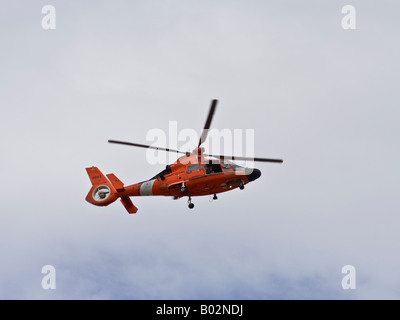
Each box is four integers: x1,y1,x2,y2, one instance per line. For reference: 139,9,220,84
222,160,244,172
220,159,232,171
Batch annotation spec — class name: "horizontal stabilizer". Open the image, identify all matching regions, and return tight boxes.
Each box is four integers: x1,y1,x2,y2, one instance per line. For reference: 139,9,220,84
107,173,125,191
120,196,138,214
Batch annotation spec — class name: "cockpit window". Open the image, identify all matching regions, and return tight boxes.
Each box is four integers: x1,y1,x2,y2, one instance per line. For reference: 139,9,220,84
221,159,233,171
227,161,245,172
187,163,202,173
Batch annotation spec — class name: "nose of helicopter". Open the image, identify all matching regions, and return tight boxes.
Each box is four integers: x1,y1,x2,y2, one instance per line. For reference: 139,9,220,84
245,168,261,182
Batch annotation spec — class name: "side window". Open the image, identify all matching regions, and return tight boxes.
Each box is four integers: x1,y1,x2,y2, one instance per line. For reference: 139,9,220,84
187,163,202,173
204,164,213,174
205,162,222,174
221,160,233,171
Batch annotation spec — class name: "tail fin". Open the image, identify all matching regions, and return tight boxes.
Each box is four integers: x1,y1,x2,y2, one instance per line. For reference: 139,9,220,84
86,167,110,186
85,167,138,214
85,167,118,207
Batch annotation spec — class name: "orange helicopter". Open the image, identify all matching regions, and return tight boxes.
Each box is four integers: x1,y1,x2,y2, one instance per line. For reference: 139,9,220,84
85,99,283,213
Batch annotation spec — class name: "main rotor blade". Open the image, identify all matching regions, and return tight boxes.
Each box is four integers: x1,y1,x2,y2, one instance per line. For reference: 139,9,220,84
198,99,218,147
204,153,283,163
108,140,187,155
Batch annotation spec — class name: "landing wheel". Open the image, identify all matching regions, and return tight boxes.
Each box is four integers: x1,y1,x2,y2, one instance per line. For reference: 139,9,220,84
239,181,245,190
187,196,194,209
213,194,218,200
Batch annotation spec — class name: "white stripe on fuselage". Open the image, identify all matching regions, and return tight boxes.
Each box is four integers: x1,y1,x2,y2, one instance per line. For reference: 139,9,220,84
139,179,155,196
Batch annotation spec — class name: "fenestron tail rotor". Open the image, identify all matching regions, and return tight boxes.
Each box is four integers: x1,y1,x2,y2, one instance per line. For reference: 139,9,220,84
93,185,111,201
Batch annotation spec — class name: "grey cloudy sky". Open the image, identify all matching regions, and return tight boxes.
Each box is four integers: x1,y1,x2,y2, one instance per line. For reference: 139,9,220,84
0,0,399,299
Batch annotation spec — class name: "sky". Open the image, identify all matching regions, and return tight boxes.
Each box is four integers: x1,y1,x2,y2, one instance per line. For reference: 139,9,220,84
0,0,399,299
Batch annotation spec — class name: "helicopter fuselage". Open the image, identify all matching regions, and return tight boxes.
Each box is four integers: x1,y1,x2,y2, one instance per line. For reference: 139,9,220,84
86,152,261,211
126,154,260,199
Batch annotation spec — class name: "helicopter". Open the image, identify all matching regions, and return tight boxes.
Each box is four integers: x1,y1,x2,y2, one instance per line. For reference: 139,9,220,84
85,99,283,213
